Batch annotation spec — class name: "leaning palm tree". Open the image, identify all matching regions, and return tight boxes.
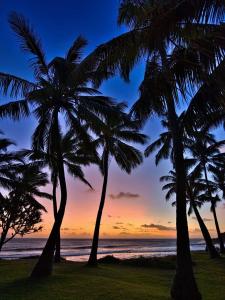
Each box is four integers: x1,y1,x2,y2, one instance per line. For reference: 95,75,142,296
0,13,114,277
84,2,225,297
22,129,96,262
161,166,219,259
88,104,147,266
187,130,225,253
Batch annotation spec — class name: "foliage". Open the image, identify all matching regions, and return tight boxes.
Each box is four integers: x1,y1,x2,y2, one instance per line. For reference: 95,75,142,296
0,195,44,246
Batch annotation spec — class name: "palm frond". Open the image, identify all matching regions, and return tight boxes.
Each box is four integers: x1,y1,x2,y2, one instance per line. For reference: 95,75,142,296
0,72,35,98
9,12,48,77
66,36,88,64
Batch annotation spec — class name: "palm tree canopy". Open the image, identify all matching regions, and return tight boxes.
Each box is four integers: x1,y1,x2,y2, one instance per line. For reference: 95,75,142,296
84,1,225,81
20,129,97,189
186,130,225,172
0,132,23,190
0,13,115,152
160,166,208,214
89,103,148,174
7,163,52,211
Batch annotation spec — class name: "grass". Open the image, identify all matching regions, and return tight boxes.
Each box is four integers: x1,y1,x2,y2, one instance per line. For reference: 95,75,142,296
0,253,225,300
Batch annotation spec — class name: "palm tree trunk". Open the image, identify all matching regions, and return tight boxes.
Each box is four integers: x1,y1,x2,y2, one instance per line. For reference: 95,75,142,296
52,174,61,263
0,230,7,251
212,205,225,253
30,117,67,278
188,188,219,258
88,148,109,266
167,97,201,300
203,166,225,253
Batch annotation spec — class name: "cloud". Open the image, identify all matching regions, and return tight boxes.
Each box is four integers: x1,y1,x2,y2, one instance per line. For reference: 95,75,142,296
168,221,172,224
113,226,121,230
113,225,128,231
141,224,176,231
109,192,140,200
119,231,131,235
116,222,124,225
192,217,212,222
61,228,70,231
108,215,121,219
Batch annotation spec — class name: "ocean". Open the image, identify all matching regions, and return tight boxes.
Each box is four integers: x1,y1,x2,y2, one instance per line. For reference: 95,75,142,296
0,238,206,261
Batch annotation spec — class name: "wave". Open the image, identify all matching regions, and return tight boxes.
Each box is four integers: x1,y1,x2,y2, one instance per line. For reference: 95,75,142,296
0,238,205,261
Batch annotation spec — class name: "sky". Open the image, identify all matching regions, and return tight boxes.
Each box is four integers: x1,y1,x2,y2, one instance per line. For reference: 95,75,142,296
0,0,224,239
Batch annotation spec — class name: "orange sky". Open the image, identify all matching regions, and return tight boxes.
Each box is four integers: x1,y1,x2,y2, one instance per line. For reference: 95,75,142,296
34,161,223,240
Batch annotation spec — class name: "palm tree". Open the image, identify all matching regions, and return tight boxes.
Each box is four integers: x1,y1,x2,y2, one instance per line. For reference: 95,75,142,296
22,129,96,262
88,104,147,266
84,3,225,297
187,130,225,253
161,166,219,259
209,164,225,199
0,132,23,191
7,163,51,201
0,13,114,277
0,163,51,250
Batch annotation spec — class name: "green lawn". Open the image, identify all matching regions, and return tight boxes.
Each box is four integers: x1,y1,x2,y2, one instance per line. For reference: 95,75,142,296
0,253,224,300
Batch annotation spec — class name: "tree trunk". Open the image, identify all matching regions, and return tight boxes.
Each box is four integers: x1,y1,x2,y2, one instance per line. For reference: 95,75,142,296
203,166,225,253
212,205,225,253
0,230,7,251
88,148,109,266
188,188,219,259
30,117,67,278
167,98,201,300
52,174,61,263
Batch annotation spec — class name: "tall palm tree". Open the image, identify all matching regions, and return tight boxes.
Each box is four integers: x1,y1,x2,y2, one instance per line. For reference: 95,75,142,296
88,104,148,266
161,167,219,259
187,131,225,253
0,13,114,277
84,2,225,297
22,129,96,262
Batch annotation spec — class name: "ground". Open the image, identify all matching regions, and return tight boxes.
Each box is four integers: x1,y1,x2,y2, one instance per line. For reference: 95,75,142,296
0,253,224,300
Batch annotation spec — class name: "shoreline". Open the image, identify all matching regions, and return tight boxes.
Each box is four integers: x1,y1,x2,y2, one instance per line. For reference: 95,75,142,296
0,249,207,262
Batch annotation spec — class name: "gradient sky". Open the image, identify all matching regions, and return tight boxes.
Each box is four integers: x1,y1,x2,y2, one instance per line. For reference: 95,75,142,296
0,0,224,239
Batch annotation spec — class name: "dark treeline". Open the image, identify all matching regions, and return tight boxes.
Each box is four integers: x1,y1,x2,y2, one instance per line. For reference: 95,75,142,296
1,1,225,300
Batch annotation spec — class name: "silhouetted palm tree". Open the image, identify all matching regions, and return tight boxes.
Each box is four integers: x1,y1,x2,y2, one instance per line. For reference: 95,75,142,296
0,163,51,251
84,2,225,297
0,132,22,191
8,163,51,201
209,164,225,199
187,131,225,253
0,13,114,277
22,130,96,262
161,166,219,259
88,104,147,266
